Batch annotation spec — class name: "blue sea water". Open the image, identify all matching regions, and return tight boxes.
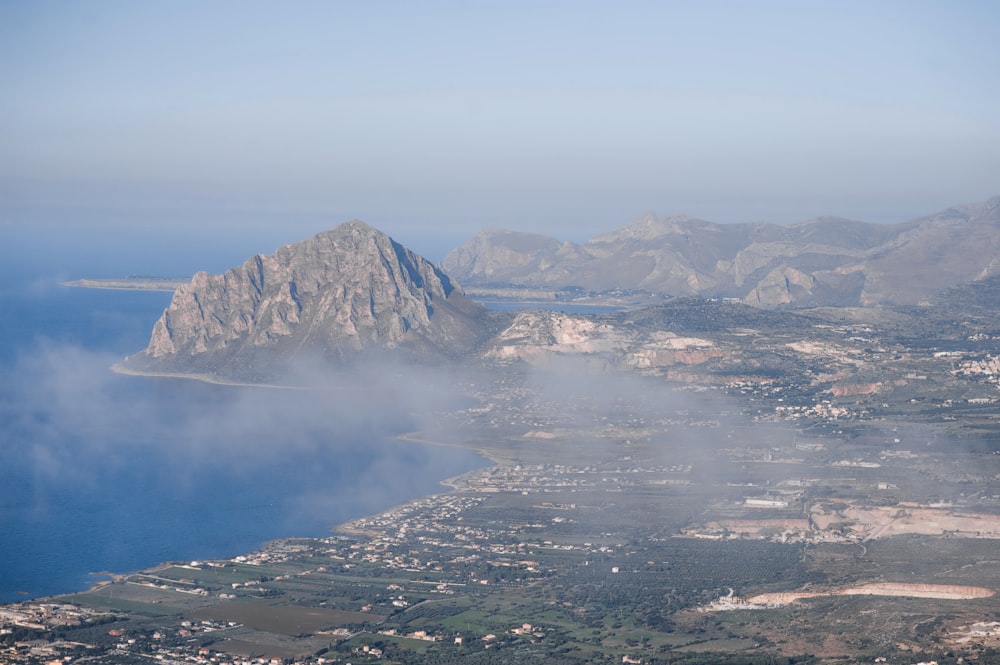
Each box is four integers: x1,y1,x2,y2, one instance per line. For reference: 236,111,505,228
0,263,488,603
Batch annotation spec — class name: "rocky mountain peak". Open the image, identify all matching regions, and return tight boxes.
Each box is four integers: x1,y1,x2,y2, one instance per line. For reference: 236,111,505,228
123,221,491,381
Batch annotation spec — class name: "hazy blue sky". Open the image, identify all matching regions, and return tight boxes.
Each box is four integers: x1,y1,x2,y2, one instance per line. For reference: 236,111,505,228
2,0,999,258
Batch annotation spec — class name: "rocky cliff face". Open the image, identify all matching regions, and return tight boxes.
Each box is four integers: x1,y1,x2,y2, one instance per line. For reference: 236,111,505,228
125,221,492,381
442,197,1000,308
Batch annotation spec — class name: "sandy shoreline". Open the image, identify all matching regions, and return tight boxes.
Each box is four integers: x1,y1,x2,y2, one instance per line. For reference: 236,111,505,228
111,363,314,390
62,278,186,292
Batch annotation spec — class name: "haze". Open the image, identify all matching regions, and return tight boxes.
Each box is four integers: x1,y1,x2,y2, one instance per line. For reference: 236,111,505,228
3,1,1000,264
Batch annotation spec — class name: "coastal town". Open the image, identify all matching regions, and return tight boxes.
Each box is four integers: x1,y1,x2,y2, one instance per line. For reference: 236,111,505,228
5,392,1000,665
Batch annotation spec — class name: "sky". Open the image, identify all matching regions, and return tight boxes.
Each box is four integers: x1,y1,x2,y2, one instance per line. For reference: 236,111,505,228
2,0,1000,262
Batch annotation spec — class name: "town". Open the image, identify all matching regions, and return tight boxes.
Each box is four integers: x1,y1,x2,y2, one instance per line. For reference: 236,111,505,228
4,353,1000,664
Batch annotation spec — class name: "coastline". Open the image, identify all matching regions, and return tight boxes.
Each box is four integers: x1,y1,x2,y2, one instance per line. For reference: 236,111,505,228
4,426,497,606
110,362,378,393
110,362,310,390
332,433,498,535
62,278,186,292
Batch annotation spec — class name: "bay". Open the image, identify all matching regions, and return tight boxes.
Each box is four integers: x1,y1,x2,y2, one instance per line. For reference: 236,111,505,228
0,277,487,603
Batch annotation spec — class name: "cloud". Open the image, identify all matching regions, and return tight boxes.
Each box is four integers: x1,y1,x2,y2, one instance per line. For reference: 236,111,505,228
0,341,487,537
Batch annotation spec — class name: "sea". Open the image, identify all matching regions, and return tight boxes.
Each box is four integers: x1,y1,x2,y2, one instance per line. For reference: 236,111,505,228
0,240,489,604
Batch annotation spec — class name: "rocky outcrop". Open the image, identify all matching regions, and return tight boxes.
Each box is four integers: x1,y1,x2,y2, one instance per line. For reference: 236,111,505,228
488,311,628,362
124,221,492,381
830,382,883,397
442,196,1000,308
486,309,725,370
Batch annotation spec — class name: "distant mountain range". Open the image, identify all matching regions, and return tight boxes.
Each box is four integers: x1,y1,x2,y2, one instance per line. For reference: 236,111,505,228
442,196,1000,307
119,196,1000,383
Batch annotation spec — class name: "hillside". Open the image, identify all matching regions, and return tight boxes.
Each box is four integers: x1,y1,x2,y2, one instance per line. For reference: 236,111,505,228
442,196,1000,308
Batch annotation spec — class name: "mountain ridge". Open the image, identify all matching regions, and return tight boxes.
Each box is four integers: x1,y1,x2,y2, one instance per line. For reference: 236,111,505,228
121,196,1000,383
442,196,1000,307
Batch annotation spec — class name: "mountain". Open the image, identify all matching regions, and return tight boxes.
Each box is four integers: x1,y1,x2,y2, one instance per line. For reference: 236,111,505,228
119,221,493,382
120,196,1000,382
442,197,1000,307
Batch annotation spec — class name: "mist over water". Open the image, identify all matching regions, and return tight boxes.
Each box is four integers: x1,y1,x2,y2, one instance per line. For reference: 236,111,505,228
0,265,487,603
